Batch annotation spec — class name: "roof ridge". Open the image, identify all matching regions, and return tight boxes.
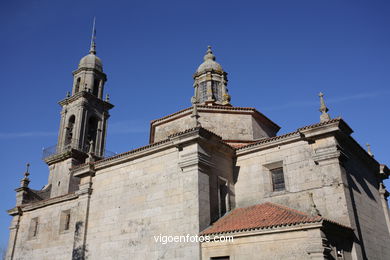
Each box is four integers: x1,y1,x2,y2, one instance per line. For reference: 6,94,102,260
297,117,342,131
236,131,300,150
263,202,322,220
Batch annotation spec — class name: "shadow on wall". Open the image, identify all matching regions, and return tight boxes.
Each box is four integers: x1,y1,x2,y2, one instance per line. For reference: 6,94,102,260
72,221,88,260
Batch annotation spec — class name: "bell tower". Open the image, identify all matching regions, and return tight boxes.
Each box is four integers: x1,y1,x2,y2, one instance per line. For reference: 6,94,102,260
43,20,113,197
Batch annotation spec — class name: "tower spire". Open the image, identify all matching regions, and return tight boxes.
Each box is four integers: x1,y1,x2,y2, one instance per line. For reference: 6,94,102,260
318,92,331,122
89,17,97,54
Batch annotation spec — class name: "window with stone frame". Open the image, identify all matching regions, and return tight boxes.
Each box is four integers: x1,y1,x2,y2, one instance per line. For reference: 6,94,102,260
211,80,221,101
198,82,208,103
92,79,100,96
59,210,71,232
28,217,39,239
64,115,75,146
271,167,285,191
74,77,81,93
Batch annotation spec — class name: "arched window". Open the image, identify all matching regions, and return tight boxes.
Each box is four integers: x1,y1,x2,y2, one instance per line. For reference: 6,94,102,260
75,78,81,93
86,116,99,152
92,79,99,96
64,115,75,146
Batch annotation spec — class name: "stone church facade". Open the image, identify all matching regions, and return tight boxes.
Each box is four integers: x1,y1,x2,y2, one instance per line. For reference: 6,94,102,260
5,32,390,260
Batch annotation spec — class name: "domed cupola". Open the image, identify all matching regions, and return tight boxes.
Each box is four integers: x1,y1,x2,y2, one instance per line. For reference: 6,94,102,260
78,30,103,72
78,53,103,72
193,46,231,106
196,46,223,74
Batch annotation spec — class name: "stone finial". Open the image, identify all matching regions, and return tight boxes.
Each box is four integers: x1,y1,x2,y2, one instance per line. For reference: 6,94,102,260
308,192,321,216
366,143,374,157
379,182,386,195
191,96,201,127
222,93,231,105
89,17,97,55
88,140,95,155
20,163,30,188
318,92,331,122
105,94,110,102
86,140,95,163
204,45,216,61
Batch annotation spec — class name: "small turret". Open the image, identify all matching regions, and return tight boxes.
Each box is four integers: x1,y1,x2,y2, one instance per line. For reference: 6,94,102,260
193,46,231,106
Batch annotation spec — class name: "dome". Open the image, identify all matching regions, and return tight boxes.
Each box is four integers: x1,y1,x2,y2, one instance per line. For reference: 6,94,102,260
196,46,223,74
78,53,103,72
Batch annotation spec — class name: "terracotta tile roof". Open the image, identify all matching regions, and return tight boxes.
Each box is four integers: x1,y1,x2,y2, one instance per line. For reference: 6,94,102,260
235,131,300,150
236,118,343,151
228,143,251,149
201,202,343,235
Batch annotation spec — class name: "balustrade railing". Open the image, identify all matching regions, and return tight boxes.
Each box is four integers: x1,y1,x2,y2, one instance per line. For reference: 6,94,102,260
42,138,116,160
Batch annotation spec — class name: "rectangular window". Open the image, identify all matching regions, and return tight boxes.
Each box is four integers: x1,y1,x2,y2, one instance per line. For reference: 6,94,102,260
60,210,71,232
211,257,230,260
271,167,285,191
212,81,221,100
218,177,229,217
29,217,39,239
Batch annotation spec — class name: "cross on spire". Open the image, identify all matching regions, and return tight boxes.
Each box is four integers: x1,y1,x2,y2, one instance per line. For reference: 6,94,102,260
89,17,97,54
318,92,331,122
203,45,216,61
21,162,30,188
366,143,374,157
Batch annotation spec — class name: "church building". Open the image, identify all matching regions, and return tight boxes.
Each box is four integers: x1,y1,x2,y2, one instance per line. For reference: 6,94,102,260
5,28,390,260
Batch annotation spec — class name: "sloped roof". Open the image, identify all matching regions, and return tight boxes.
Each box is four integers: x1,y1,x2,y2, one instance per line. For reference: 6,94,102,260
150,105,280,129
201,202,351,235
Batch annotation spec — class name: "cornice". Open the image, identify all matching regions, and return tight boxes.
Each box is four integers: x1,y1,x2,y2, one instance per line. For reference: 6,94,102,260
58,91,114,110
72,67,107,80
44,148,88,165
8,193,79,216
72,127,234,173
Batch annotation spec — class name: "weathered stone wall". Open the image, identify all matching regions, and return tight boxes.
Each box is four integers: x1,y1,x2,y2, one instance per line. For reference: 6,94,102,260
340,141,390,260
8,198,83,260
6,130,236,260
48,158,80,198
85,146,202,259
234,131,390,259
235,138,351,225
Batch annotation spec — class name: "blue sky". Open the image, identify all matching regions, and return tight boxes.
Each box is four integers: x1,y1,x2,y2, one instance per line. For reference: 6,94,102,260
0,0,389,249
